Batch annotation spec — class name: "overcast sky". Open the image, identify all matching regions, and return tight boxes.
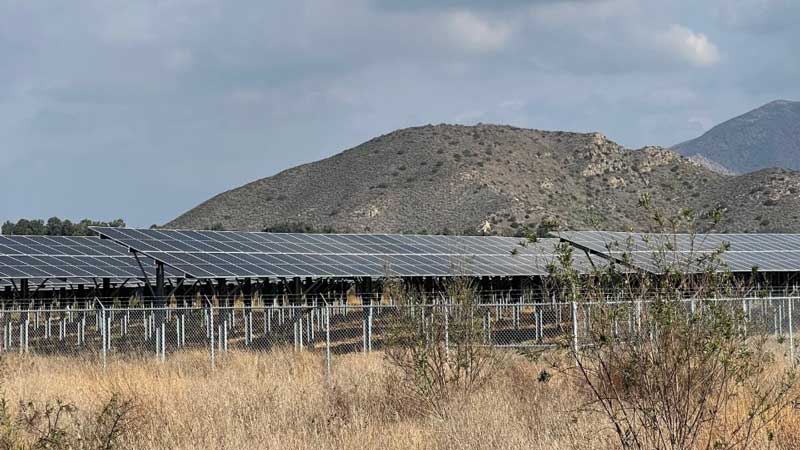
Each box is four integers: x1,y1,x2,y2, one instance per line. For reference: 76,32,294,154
1,0,798,227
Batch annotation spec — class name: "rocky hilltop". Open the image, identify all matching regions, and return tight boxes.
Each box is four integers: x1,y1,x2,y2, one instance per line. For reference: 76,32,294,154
167,124,800,234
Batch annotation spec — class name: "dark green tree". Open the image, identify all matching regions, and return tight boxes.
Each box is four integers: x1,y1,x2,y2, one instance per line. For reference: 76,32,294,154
1,217,126,236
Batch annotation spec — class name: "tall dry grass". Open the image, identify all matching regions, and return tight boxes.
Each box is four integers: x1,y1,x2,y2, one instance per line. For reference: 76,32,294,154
1,349,798,450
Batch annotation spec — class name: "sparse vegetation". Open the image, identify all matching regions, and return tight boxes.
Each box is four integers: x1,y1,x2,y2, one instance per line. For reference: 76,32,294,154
262,222,339,233
1,347,798,450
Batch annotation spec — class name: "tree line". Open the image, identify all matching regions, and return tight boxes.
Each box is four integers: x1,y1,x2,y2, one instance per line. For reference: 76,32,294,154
1,217,126,236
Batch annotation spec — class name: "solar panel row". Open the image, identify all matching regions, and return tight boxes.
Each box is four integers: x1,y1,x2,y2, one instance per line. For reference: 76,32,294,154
8,228,798,281
559,231,800,274
93,228,600,278
146,251,569,278
0,277,145,289
93,228,550,256
0,235,165,280
0,235,133,256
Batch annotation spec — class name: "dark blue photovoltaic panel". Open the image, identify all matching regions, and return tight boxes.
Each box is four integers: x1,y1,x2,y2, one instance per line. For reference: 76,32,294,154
92,227,604,278
0,235,176,280
558,231,800,274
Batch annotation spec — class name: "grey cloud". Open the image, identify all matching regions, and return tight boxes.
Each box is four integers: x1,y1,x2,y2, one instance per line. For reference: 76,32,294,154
369,0,596,12
714,0,800,33
0,0,797,226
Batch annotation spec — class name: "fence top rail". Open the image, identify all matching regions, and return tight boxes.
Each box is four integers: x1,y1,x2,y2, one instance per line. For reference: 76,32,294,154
3,285,798,301
2,296,800,315
581,296,800,306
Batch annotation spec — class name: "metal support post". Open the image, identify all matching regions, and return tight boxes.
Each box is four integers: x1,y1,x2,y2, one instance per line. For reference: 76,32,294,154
572,301,579,358
789,297,795,366
306,309,312,344
368,306,373,352
223,316,228,352
444,306,449,352
101,309,107,369
325,306,331,378
362,315,367,353
176,314,181,349
160,320,166,361
207,298,215,370
294,318,298,351
80,312,86,346
23,318,29,354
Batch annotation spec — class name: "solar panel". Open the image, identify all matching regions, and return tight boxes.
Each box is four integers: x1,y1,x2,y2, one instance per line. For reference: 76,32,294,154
558,231,800,274
0,235,172,280
0,277,149,290
92,228,603,278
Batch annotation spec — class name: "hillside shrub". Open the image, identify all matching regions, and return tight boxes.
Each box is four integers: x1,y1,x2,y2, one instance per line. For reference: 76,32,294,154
383,277,501,418
0,367,139,450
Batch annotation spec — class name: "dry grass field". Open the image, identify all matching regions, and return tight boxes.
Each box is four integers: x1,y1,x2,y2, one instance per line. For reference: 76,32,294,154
2,349,800,450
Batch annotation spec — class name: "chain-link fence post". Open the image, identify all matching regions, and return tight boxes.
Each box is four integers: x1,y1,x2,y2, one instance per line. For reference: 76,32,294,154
368,305,373,352
177,307,186,349
325,305,331,378
22,313,30,354
444,305,449,352
742,297,748,336
206,297,215,370
361,311,367,353
162,309,167,361
1,314,7,352
294,314,299,351
96,299,107,370
571,301,579,358
790,294,796,366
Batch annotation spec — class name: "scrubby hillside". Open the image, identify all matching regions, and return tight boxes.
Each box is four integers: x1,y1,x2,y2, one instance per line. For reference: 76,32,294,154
168,124,800,234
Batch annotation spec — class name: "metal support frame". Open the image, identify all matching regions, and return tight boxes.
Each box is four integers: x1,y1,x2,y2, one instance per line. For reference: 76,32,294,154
132,251,157,300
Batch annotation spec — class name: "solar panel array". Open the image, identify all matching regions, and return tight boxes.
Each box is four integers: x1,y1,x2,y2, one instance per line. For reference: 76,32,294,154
0,235,168,280
559,231,800,274
0,277,145,288
93,227,602,279
5,228,796,281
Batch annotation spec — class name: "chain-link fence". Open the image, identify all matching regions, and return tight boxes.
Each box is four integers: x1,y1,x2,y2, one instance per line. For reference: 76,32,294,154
2,295,798,373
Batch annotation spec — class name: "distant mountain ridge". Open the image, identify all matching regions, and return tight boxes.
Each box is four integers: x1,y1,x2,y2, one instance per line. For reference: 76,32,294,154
673,100,800,174
167,124,800,234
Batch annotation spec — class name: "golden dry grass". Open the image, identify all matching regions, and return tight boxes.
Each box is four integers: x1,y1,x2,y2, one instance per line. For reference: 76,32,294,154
1,349,799,450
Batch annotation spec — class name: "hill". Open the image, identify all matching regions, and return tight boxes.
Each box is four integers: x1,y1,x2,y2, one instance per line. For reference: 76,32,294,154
167,124,800,234
673,100,800,174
